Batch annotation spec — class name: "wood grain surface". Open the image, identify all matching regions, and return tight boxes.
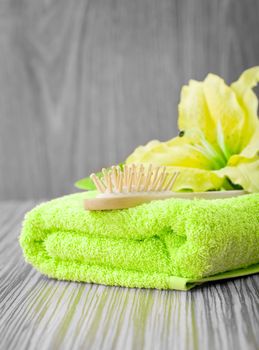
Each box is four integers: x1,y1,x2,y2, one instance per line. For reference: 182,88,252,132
0,201,259,350
0,0,259,199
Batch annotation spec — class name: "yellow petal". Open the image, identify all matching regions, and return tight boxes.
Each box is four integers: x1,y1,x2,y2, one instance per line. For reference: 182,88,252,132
126,140,161,164
203,74,246,156
216,124,259,192
166,166,225,192
228,124,259,162
126,137,213,169
178,80,216,145
216,156,259,192
231,66,259,148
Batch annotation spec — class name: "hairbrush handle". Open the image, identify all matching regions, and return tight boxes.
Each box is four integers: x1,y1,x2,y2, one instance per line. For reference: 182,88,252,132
84,190,248,211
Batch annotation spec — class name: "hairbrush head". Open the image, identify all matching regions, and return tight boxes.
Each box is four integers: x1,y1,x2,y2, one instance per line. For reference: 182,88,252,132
90,164,179,194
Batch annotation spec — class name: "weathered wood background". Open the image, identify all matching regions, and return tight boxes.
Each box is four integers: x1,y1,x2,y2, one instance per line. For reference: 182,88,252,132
0,0,259,199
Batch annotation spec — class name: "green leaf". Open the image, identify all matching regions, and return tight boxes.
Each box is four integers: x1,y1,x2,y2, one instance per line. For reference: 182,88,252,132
74,173,100,190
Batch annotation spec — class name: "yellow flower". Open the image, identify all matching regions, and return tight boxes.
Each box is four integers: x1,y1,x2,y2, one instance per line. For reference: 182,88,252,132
126,67,259,192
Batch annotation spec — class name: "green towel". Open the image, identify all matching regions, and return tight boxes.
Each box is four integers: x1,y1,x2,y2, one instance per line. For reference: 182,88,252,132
20,192,259,291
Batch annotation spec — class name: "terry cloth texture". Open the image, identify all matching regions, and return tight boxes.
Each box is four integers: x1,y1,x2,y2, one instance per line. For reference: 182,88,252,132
20,192,259,291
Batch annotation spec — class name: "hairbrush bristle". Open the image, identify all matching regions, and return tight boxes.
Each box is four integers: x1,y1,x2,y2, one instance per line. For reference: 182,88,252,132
90,164,179,194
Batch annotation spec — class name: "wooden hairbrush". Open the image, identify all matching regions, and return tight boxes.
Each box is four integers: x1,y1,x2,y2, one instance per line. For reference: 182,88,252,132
84,164,247,211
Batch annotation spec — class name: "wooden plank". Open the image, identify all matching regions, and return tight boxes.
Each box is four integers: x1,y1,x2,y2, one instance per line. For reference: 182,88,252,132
0,0,259,199
0,201,258,350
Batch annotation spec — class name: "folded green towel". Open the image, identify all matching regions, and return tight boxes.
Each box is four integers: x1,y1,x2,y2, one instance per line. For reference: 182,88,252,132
20,192,259,290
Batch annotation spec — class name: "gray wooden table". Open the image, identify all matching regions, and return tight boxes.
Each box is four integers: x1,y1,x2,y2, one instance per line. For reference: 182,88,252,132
0,201,259,350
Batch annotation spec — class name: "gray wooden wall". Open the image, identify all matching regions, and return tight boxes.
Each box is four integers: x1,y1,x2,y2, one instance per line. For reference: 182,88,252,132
0,0,259,199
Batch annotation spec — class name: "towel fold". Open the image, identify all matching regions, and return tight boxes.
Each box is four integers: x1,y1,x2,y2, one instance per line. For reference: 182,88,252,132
20,192,259,290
